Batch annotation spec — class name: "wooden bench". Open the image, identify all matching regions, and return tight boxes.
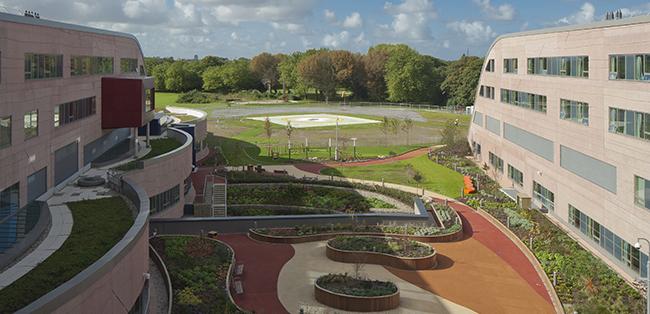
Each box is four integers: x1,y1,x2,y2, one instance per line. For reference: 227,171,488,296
235,263,244,276
273,169,288,175
233,280,244,294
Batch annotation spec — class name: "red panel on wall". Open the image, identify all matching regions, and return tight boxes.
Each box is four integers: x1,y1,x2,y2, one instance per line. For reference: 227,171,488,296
101,77,154,129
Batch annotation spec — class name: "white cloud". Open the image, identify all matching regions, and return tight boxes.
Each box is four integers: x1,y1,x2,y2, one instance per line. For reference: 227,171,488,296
353,32,369,46
382,0,437,40
324,9,336,22
473,0,515,20
230,31,238,40
620,4,650,17
342,12,362,28
322,31,350,48
271,22,303,33
447,20,496,43
442,40,450,48
555,2,595,25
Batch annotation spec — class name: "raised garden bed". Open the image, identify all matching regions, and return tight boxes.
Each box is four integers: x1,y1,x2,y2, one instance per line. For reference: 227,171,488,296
150,236,245,313
228,184,398,213
227,206,339,216
326,236,437,270
249,223,463,244
315,274,399,312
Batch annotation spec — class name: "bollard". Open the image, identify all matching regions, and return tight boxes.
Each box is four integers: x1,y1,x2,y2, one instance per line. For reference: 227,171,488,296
529,236,533,248
553,271,557,286
507,216,510,228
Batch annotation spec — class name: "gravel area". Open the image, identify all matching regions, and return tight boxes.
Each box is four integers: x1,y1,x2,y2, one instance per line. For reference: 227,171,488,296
211,105,428,122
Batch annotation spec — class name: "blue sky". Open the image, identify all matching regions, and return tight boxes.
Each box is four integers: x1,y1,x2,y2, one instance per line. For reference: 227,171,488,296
1,0,649,60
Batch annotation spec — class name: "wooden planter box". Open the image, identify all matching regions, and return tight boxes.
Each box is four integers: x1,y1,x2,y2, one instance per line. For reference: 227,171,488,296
314,282,400,312
325,240,437,270
248,227,463,244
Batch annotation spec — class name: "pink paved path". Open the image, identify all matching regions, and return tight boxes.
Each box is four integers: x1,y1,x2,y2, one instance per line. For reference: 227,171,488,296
218,234,294,314
295,147,430,174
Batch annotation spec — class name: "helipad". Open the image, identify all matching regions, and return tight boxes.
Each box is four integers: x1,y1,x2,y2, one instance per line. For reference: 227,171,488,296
247,114,381,128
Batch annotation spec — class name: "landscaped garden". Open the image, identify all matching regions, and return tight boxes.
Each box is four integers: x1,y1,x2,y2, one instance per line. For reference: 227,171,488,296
316,273,398,297
114,137,183,171
0,197,134,312
227,207,338,216
253,222,461,238
321,154,465,198
150,236,244,313
227,184,397,213
328,236,433,258
433,145,646,313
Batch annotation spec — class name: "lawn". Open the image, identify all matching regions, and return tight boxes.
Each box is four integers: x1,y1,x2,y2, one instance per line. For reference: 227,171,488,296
321,154,465,198
0,197,134,312
142,138,183,159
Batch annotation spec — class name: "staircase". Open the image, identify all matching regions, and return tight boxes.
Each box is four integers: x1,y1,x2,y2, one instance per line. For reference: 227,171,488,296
202,175,227,217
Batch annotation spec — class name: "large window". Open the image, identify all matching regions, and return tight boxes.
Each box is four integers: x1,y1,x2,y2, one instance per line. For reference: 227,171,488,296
489,152,503,173
24,53,63,80
528,56,589,78
609,107,650,141
635,176,650,210
0,183,20,214
568,204,645,274
609,54,650,81
479,85,495,99
70,56,114,76
120,58,138,73
533,181,554,211
485,59,495,72
150,185,180,214
503,58,518,73
560,99,589,126
23,110,38,140
500,88,547,113
54,97,96,127
508,164,523,186
0,116,10,149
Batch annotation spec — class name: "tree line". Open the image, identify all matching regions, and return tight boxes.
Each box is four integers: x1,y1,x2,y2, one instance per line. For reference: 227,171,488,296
145,44,484,106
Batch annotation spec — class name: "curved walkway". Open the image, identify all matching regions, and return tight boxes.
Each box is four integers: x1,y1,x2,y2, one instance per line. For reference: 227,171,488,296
278,241,475,314
217,234,294,314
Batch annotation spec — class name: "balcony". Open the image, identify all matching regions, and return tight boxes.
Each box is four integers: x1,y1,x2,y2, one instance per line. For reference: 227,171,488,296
101,76,155,129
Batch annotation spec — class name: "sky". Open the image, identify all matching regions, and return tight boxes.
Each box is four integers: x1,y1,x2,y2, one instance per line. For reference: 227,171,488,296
1,0,650,60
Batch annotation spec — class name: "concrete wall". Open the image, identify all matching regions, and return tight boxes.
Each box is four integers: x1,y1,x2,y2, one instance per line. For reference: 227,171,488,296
123,128,193,218
468,17,650,279
0,13,145,207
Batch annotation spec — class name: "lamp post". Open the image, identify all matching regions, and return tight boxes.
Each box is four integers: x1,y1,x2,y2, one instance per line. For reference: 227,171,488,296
636,237,650,314
335,117,340,161
351,138,357,160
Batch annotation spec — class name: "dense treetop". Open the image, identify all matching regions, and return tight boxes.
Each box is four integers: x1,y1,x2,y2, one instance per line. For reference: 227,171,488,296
145,44,483,106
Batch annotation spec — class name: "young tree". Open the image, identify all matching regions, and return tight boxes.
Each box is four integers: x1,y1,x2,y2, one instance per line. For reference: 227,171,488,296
401,118,414,145
297,52,337,103
264,117,273,156
379,116,390,146
389,118,400,141
286,121,294,159
441,119,461,147
250,52,280,95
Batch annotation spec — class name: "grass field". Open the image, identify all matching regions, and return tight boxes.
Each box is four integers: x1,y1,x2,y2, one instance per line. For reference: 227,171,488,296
159,92,470,165
321,154,465,198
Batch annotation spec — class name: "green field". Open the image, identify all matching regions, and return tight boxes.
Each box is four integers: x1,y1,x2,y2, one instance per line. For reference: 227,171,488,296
321,154,465,198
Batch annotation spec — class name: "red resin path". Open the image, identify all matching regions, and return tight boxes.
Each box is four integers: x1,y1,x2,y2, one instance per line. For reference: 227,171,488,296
218,234,294,314
295,147,430,174
439,199,552,304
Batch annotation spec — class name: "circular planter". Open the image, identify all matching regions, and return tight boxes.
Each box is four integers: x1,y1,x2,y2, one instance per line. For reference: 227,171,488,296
77,176,106,187
248,227,463,244
325,237,437,270
314,282,399,312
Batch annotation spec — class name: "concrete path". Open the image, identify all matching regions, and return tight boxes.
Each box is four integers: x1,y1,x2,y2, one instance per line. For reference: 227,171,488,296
278,241,475,314
0,168,114,289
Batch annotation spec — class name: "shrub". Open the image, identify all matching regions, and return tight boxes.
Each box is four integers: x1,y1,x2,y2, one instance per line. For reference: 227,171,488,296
177,90,218,104
316,274,397,297
329,236,433,257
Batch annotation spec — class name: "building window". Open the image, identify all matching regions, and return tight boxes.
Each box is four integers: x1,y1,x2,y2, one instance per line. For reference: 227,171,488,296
533,181,554,211
528,56,588,77
23,110,38,140
507,164,523,186
24,53,63,80
609,54,650,81
489,152,503,173
568,205,581,228
0,116,10,149
635,176,650,210
485,59,495,72
500,88,547,113
503,58,518,74
0,182,20,213
120,58,138,73
609,107,650,141
479,85,495,99
70,56,114,76
150,185,180,214
560,99,589,125
54,97,96,127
